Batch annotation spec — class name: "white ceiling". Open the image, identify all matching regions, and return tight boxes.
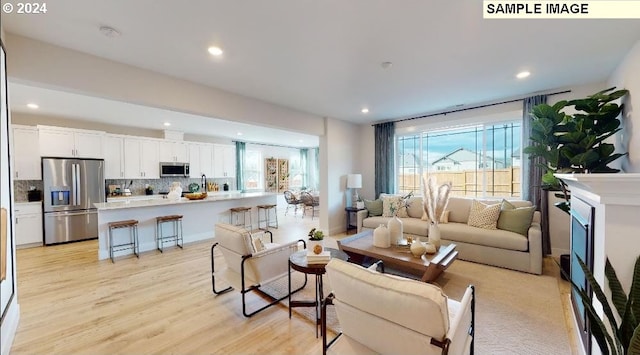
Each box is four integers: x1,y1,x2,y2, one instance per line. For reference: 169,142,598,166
3,1,640,134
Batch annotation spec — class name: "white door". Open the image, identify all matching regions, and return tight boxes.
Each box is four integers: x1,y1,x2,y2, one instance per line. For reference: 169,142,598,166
39,128,74,157
123,138,143,178
74,131,103,158
188,143,201,178
140,139,160,178
223,145,236,178
13,127,41,180
200,144,214,177
103,135,124,179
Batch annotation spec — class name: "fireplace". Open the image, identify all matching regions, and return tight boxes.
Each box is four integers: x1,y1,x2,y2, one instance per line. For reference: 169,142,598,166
570,196,595,354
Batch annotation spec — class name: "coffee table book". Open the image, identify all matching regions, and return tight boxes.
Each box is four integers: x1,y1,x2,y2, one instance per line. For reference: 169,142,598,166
306,250,331,264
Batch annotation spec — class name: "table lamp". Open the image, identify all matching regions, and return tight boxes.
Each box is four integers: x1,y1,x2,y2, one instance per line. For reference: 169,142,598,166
347,174,362,207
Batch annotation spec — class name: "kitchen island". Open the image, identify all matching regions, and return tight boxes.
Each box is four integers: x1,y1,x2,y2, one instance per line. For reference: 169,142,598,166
94,192,277,260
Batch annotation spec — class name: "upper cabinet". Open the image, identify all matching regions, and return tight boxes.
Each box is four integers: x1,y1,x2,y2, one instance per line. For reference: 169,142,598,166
188,143,213,178
12,125,41,180
159,141,188,163
38,126,104,158
123,137,160,179
103,135,125,179
213,144,236,178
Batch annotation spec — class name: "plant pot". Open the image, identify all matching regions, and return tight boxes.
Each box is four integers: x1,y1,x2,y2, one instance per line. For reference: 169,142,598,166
308,239,324,254
373,224,390,248
387,216,403,245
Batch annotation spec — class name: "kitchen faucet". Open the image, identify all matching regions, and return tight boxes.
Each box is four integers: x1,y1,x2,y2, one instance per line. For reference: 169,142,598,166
201,174,207,191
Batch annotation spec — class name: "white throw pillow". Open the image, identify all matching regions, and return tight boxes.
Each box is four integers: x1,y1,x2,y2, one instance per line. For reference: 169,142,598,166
382,196,409,218
467,200,501,229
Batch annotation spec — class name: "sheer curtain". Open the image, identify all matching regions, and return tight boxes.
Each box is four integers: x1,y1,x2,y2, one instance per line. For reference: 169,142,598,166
522,95,551,255
235,141,246,192
299,148,308,188
374,122,395,198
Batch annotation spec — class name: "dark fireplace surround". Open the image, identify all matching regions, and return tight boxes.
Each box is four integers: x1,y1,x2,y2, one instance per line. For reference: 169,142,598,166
570,196,595,354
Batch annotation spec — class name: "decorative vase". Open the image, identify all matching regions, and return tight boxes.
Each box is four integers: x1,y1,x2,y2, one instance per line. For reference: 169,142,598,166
388,215,404,245
373,224,390,248
429,223,441,251
167,182,182,200
308,239,324,254
410,240,427,257
424,242,437,254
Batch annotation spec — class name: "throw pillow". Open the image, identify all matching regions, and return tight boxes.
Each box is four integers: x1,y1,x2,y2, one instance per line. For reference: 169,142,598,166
382,196,409,218
467,200,501,229
497,200,536,236
364,199,383,216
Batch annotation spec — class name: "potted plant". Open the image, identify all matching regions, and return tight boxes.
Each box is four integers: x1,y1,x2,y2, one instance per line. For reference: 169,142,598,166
308,228,325,254
524,87,629,213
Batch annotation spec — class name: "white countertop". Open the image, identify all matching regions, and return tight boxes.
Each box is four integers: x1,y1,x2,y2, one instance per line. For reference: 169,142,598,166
95,192,276,210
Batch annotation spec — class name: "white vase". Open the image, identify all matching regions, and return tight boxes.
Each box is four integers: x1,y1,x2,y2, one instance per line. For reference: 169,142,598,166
308,239,324,254
429,223,441,251
373,224,390,248
388,216,403,245
410,240,427,257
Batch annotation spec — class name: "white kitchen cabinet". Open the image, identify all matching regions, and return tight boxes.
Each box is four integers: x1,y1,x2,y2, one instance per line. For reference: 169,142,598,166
213,144,236,178
103,135,125,179
188,143,213,178
38,126,104,158
159,141,188,163
15,203,43,247
12,125,41,180
123,137,160,178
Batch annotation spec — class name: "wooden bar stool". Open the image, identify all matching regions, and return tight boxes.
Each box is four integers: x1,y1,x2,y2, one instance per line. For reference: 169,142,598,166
156,215,184,252
230,207,252,230
108,219,139,263
257,204,278,230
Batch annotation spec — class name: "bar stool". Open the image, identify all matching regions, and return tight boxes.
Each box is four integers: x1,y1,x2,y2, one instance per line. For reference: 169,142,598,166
230,207,252,230
156,215,184,252
108,219,139,263
257,204,278,230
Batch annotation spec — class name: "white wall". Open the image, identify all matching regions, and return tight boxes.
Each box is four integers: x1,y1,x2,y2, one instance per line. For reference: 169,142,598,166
359,124,376,200
320,118,360,235
0,25,21,355
608,39,640,173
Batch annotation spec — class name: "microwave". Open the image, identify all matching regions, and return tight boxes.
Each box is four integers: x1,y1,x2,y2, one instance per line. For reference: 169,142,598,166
159,162,190,177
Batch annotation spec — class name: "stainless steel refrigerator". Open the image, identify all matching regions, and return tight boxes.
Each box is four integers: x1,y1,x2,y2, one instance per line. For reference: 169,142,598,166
42,157,105,245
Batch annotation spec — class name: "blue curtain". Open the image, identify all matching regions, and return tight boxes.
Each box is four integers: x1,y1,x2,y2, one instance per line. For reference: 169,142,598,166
312,148,319,190
374,122,395,198
235,141,245,192
299,148,308,189
522,95,550,255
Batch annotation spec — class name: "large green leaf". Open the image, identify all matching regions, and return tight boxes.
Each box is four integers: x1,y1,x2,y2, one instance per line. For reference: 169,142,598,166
631,257,640,329
629,325,640,355
607,259,628,317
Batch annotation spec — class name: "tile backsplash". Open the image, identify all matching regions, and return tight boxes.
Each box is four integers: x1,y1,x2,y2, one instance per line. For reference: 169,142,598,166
13,178,236,202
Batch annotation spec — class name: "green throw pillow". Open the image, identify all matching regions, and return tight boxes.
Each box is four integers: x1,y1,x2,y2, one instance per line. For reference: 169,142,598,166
497,200,536,236
364,199,383,216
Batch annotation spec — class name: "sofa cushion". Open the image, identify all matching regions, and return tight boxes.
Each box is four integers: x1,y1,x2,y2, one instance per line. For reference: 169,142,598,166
382,195,409,218
467,200,501,229
406,196,424,218
447,197,473,223
363,216,429,237
364,199,383,216
497,200,536,236
439,222,529,251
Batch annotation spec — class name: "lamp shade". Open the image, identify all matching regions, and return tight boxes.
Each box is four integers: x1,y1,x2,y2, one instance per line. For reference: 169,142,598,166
347,174,362,189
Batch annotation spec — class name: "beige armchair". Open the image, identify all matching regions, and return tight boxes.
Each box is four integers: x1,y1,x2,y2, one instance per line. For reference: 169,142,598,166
211,223,307,317
322,259,475,355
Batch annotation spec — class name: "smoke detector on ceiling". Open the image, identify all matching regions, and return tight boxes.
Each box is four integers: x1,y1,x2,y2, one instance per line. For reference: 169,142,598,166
99,26,121,38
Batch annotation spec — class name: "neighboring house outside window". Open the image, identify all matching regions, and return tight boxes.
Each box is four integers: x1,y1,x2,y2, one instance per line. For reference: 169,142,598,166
244,150,263,190
397,122,521,198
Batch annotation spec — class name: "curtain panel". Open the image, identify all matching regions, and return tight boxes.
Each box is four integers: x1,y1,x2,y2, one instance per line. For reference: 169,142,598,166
374,122,395,198
522,95,551,255
235,141,246,192
299,148,308,188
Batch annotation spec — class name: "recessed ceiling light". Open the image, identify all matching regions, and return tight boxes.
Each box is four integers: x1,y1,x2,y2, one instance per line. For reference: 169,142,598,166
516,71,531,79
163,122,171,127
99,26,121,38
361,108,369,114
208,46,223,56
27,103,39,109
237,132,243,136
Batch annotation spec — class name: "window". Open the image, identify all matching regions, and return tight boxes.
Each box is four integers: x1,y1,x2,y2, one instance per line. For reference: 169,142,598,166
244,150,263,190
289,153,303,189
397,121,521,198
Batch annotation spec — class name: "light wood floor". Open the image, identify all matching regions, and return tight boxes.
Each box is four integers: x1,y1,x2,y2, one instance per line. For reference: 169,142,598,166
11,210,580,354
11,211,326,355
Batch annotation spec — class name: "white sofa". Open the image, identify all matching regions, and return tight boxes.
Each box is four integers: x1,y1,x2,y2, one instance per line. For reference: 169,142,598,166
356,196,542,275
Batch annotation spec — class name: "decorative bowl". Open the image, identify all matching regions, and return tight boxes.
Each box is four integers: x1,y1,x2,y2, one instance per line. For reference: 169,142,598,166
184,192,208,200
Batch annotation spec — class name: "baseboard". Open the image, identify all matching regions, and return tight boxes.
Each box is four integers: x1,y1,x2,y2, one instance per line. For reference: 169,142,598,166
1,299,20,355
552,247,570,257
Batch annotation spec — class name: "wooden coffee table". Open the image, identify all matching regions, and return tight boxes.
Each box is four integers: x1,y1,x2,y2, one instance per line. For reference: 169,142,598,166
337,230,458,283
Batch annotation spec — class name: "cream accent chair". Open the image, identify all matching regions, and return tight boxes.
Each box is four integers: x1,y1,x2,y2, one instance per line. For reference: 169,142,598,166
211,223,307,317
323,259,475,355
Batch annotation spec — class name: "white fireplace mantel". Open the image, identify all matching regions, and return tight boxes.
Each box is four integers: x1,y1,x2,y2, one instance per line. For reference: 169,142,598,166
555,173,640,206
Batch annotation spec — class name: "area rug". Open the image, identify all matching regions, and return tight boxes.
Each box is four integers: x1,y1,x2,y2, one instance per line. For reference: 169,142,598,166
269,260,570,354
